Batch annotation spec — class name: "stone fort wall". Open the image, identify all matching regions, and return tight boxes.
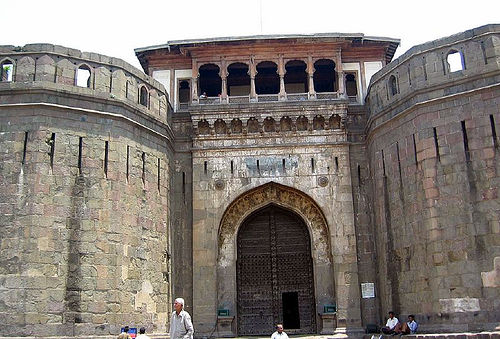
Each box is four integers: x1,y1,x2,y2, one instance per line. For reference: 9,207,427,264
0,45,174,337
366,24,500,331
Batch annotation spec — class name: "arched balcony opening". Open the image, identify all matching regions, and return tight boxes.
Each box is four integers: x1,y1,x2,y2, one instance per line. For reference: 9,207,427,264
329,114,341,129
76,64,91,88
199,63,222,97
255,61,279,95
178,80,191,109
284,60,308,94
227,63,250,96
345,73,358,102
314,59,336,92
1,60,14,82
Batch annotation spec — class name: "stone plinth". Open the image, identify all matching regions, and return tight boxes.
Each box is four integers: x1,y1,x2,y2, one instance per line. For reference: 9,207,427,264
320,312,337,334
217,316,235,337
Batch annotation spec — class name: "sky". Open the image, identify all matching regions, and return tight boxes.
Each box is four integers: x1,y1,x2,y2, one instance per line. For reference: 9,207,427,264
3,0,499,71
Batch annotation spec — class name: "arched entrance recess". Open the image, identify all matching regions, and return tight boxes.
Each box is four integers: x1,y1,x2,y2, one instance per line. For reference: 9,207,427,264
238,205,315,334
217,182,334,335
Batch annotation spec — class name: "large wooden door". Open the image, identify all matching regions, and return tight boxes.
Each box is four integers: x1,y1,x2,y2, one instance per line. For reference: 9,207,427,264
237,205,316,335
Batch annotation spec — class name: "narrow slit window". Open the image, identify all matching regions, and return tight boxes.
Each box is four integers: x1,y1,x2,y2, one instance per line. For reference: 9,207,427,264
256,159,260,174
49,133,56,170
22,131,28,165
230,160,234,174
182,172,186,198
381,150,386,177
157,158,161,192
204,161,208,176
282,159,286,172
311,158,315,173
104,141,109,178
413,134,418,164
78,137,83,174
357,164,361,186
433,127,440,162
126,145,130,182
396,142,402,180
141,152,146,184
334,156,338,171
490,115,498,148
461,121,470,162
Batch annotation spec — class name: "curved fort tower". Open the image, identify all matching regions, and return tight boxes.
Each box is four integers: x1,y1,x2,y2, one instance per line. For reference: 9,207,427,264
0,24,499,338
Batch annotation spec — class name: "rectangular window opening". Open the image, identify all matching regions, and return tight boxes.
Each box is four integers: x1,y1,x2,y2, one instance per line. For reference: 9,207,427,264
334,156,338,171
461,121,470,162
204,161,208,176
433,127,440,162
490,115,498,148
230,160,234,175
311,158,315,173
282,158,286,172
256,159,260,174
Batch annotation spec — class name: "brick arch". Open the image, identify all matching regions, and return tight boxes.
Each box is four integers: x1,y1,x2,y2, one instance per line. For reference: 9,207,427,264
216,181,334,315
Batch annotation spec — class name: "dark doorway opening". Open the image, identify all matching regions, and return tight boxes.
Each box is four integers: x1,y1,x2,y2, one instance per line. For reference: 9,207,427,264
283,292,300,329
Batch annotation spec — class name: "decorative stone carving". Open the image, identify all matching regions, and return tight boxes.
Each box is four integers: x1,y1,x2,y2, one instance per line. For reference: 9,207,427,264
214,179,225,190
318,176,329,187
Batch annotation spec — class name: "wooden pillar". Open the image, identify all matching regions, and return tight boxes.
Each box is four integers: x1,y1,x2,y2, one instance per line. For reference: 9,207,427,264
336,49,345,98
359,60,367,104
249,56,257,102
192,60,199,103
220,59,228,103
307,55,316,99
278,55,286,100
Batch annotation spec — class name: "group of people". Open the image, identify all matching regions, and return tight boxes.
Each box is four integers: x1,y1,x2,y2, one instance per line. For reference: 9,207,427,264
117,297,194,339
381,311,418,335
118,301,417,338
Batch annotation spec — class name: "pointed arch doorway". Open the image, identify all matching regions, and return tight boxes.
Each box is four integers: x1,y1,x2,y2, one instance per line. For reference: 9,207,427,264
237,204,316,335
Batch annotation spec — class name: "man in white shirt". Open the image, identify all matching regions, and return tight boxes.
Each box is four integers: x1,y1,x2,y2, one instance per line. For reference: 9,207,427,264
271,324,289,339
136,327,150,339
169,297,194,339
381,311,400,334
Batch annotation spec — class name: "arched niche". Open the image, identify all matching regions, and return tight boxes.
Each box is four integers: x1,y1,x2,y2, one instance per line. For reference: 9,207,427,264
216,182,334,319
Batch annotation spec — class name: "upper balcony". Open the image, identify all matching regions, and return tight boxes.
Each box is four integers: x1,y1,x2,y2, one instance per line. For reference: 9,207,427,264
135,32,400,112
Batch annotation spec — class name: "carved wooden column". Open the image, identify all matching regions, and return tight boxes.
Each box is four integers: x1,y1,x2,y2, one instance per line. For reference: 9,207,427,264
192,59,199,103
307,55,316,99
220,59,228,103
336,49,345,98
278,55,286,101
249,56,257,102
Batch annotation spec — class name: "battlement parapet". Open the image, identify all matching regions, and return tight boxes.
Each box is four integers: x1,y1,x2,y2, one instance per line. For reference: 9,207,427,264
367,24,500,128
0,43,172,126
